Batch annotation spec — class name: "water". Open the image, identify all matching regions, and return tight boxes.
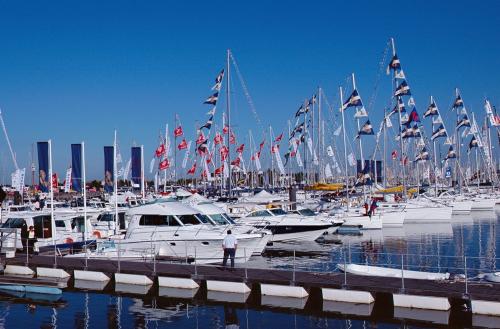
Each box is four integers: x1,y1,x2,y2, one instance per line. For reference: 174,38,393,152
0,212,498,328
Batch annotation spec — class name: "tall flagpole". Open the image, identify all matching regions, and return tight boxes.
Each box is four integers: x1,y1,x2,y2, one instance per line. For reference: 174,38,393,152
141,145,145,198
431,96,438,196
174,115,177,185
82,141,88,242
340,87,349,211
48,139,55,245
113,130,119,234
226,49,232,197
164,124,168,192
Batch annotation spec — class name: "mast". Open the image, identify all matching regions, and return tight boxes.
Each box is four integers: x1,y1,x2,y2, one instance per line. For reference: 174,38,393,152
163,124,168,192
383,109,387,187
455,88,461,193
140,145,145,198
431,96,438,196
82,141,88,242
113,130,119,234
340,87,350,211
48,139,55,245
269,125,274,189
226,49,232,196
318,87,322,183
174,114,177,185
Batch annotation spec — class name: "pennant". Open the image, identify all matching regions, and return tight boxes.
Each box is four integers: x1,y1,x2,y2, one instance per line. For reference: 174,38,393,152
394,80,411,96
452,94,464,109
182,141,192,168
387,54,401,74
155,143,166,158
149,158,155,174
159,158,170,171
207,107,216,116
178,139,188,150
174,126,183,137
326,145,334,157
254,153,262,171
391,150,398,160
275,133,283,142
295,105,305,117
385,115,393,128
275,151,286,175
196,133,206,145
469,136,479,149
229,132,236,144
214,132,223,145
333,125,342,136
200,116,213,130
395,69,405,80
204,92,219,105
220,145,229,161
222,124,230,134
236,144,245,154
424,101,439,118
456,114,471,129
431,124,447,140
415,147,429,162
212,69,225,91
271,144,280,153
230,157,241,167
197,140,208,155
445,146,457,159
408,97,415,107
354,107,368,118
357,120,374,136
433,115,443,124
187,162,197,175
408,108,420,124
342,89,363,111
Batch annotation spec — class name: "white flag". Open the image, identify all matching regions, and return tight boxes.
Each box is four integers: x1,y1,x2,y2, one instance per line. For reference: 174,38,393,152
296,149,303,167
306,137,314,156
408,97,415,107
239,154,247,174
123,159,131,180
326,145,334,157
325,163,333,178
149,158,155,174
433,116,443,124
333,125,342,136
254,155,262,171
223,160,229,179
182,141,192,169
385,115,393,128
275,151,286,175
354,107,368,118
64,168,72,192
348,153,356,167
395,69,405,80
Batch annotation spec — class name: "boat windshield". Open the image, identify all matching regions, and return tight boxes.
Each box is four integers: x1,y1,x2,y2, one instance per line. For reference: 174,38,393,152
298,209,315,216
247,210,272,217
269,208,287,216
195,214,212,224
1,218,25,228
223,213,236,224
177,214,202,225
209,213,229,225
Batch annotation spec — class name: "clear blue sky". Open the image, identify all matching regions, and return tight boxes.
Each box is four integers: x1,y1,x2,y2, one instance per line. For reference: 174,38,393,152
0,0,498,181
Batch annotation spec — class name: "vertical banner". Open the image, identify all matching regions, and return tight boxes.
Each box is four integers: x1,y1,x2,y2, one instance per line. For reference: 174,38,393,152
64,168,72,192
37,142,50,192
131,146,142,186
104,146,114,193
71,144,82,192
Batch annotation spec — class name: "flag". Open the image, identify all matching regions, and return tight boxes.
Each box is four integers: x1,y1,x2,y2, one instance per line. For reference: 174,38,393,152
424,101,438,118
275,133,283,142
333,125,342,136
149,158,155,174
52,173,58,189
394,80,411,96
200,116,213,130
197,140,208,155
214,164,224,175
408,108,420,124
155,143,166,157
408,97,416,107
174,126,183,137
259,140,265,151
220,145,229,161
63,168,71,192
456,114,471,129
469,136,479,149
214,132,223,145
348,152,356,166
358,120,374,136
187,162,197,175
103,146,114,193
342,89,363,111
295,105,305,117
412,124,422,138
131,147,142,185
401,127,413,139
229,132,236,144
222,124,229,134
385,115,393,128
71,144,82,193
159,158,170,170
452,94,464,109
204,92,219,105
182,141,192,168
196,133,206,145
391,150,398,160
325,163,333,178
271,144,280,153
395,69,405,79
212,69,224,91
431,124,448,140
354,107,368,118
236,144,245,154
326,145,334,157
275,150,286,175
178,139,188,150
387,54,401,74
230,157,241,167
445,146,457,159
207,107,216,116
415,147,429,162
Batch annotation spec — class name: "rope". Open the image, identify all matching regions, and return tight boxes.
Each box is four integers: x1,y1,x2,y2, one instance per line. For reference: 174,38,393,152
0,109,19,170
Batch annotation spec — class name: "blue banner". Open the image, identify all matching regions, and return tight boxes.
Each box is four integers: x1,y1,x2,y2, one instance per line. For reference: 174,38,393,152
104,146,114,193
131,146,141,186
71,144,82,193
37,142,49,192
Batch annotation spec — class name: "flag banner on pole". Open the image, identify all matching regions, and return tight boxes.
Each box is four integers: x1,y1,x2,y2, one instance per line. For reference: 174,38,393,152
348,153,356,167
11,168,25,192
182,141,192,168
131,147,142,186
333,125,342,136
326,145,334,157
103,146,114,193
64,168,72,192
203,158,212,181
37,142,50,192
275,151,286,175
295,149,303,167
325,163,333,178
149,158,155,174
71,143,82,193
223,160,229,179
254,154,262,171
239,154,247,174
123,159,131,180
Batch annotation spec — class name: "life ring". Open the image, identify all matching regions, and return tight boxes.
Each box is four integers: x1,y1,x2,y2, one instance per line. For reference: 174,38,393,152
92,231,102,239
65,237,74,244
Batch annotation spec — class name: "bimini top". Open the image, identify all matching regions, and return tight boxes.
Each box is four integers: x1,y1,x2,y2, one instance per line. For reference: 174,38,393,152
189,201,225,215
126,201,199,216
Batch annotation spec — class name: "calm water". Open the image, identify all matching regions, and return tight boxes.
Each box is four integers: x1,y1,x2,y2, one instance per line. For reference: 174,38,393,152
0,211,498,329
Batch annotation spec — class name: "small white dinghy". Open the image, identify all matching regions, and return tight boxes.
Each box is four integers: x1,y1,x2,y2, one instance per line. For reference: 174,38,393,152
483,272,500,283
337,263,450,281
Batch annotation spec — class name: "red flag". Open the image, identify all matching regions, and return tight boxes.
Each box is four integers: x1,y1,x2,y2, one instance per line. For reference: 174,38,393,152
155,144,166,157
214,132,223,145
206,153,213,164
236,144,245,154
259,140,265,151
251,152,260,161
391,150,398,160
230,157,241,167
220,145,229,161
223,125,229,134
275,133,283,142
187,163,197,175
214,164,224,175
174,126,183,137
402,156,408,166
52,173,58,188
290,150,296,157
159,159,170,170
177,139,188,150
229,132,236,144
196,133,205,145
271,144,280,153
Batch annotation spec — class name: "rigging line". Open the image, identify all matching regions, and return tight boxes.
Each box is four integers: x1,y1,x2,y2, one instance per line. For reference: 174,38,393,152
366,40,391,113
228,51,266,137
0,109,19,170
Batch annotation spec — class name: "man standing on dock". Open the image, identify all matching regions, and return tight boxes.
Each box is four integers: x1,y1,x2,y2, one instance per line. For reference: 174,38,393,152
222,230,237,268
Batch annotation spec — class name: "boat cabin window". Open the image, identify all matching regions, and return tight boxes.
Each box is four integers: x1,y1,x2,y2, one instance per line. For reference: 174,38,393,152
55,220,67,228
247,210,271,217
139,215,179,226
298,209,315,216
208,213,229,225
33,215,52,239
177,214,201,225
269,208,287,216
2,218,25,228
97,213,115,222
9,206,30,212
71,216,86,232
195,214,211,224
222,214,236,224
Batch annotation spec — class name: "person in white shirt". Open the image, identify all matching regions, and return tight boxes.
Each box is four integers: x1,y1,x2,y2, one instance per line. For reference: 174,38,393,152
222,230,237,268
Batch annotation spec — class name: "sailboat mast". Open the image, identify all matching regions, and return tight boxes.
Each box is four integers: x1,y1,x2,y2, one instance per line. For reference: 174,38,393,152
226,49,232,196
113,130,119,234
340,87,350,211
431,96,438,196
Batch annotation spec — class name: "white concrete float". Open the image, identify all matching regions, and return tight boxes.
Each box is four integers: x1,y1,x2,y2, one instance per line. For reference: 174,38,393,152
206,280,251,294
74,270,110,282
322,300,374,317
159,287,199,299
115,283,152,295
74,279,108,291
471,300,500,316
322,288,374,304
4,265,34,276
158,277,199,289
394,307,450,325
473,314,500,329
261,295,308,309
393,294,450,311
260,284,308,298
36,267,70,279
115,273,153,286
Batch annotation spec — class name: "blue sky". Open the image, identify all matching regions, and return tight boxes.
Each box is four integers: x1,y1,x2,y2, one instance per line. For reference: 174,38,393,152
0,1,498,181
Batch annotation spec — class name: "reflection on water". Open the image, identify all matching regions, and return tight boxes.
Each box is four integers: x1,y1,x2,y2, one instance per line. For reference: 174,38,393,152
0,213,497,328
